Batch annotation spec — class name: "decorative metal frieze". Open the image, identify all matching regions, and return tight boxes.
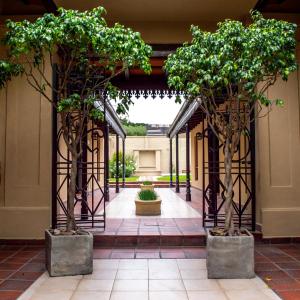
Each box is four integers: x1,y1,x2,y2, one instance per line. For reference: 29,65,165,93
119,89,184,99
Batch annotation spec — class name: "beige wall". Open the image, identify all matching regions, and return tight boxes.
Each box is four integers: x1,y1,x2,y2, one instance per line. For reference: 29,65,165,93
109,135,186,176
255,45,300,238
0,64,52,239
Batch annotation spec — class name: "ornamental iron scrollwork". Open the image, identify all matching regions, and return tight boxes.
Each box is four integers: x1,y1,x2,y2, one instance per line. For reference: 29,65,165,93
199,104,255,231
55,119,106,229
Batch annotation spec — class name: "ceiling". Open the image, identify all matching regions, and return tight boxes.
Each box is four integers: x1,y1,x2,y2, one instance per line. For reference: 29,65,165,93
255,0,300,14
54,0,257,22
0,0,56,15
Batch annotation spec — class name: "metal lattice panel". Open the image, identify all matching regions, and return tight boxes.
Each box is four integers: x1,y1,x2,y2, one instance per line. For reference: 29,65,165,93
199,108,256,231
54,120,106,229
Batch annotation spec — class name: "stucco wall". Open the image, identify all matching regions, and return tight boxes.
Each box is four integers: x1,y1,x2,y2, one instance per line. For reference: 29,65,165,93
109,135,186,176
0,62,52,239
255,46,300,238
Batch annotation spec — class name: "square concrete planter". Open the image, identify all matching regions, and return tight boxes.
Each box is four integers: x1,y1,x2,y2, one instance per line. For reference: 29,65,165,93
45,229,93,277
140,184,154,191
206,229,255,279
135,196,161,215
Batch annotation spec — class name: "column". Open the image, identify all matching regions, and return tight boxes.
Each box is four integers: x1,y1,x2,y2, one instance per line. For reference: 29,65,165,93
169,138,173,187
175,133,180,193
104,122,110,202
186,123,191,201
122,139,125,188
115,134,120,193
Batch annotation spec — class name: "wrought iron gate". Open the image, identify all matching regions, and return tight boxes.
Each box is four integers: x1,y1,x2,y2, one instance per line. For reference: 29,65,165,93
200,109,256,231
52,117,107,229
51,66,107,230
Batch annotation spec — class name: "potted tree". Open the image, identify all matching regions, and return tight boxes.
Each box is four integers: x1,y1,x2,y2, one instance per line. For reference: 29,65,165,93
135,190,161,216
165,11,297,278
0,7,151,276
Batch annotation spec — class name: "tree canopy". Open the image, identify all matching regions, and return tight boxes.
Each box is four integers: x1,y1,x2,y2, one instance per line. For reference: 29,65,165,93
1,6,152,116
0,7,152,231
165,11,297,234
165,11,297,117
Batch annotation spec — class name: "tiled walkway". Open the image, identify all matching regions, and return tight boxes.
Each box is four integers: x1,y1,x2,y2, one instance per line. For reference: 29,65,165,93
18,259,279,300
104,188,201,218
93,188,205,247
1,244,300,299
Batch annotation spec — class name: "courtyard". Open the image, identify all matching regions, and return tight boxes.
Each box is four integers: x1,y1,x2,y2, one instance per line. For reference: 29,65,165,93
0,0,300,300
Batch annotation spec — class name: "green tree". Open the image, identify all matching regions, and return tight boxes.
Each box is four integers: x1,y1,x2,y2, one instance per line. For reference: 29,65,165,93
0,7,151,231
165,11,297,235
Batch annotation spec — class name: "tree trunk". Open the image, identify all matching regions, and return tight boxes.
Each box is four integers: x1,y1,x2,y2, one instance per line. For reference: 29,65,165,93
224,135,235,235
67,152,78,232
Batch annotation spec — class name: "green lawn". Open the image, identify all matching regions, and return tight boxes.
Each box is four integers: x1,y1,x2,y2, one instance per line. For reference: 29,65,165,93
156,175,188,182
109,176,139,183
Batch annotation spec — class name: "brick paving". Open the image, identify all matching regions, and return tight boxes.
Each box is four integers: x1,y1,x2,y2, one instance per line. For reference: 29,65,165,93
93,218,206,247
255,243,300,300
0,244,45,300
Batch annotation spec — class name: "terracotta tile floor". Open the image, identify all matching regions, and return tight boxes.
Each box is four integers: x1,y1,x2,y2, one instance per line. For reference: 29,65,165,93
255,244,300,300
97,218,205,236
0,245,45,300
1,243,300,299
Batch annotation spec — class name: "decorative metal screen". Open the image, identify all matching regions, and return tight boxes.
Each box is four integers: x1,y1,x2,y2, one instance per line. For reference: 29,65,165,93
199,109,256,231
52,118,106,229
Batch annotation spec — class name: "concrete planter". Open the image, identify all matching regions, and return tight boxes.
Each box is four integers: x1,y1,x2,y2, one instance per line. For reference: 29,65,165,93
45,229,93,277
135,196,161,215
140,184,154,191
206,229,255,279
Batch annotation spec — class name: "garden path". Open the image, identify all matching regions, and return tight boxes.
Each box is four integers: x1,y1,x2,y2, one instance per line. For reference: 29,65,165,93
104,188,201,219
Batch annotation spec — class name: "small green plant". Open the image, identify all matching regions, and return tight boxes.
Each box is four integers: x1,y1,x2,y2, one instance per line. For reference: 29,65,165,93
138,190,157,201
109,152,136,178
142,181,152,186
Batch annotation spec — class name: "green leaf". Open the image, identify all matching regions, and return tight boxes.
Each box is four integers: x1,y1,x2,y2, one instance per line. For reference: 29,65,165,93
275,99,284,107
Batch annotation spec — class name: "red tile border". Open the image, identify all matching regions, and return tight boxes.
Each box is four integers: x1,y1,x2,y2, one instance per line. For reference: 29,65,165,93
277,290,300,300
0,279,34,291
0,291,23,300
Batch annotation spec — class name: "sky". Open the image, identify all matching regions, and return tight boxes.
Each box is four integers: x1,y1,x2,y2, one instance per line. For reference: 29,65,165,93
125,96,182,125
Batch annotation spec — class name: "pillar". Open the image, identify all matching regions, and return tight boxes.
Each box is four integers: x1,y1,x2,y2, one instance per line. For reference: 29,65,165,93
169,138,173,187
122,139,125,188
175,133,180,193
186,123,191,201
115,134,120,193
